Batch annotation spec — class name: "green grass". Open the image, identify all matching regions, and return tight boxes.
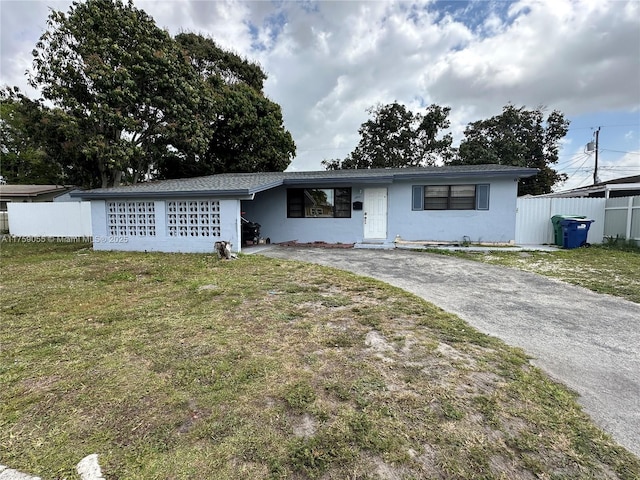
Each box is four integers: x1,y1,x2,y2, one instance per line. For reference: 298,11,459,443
430,245,640,303
1,242,639,479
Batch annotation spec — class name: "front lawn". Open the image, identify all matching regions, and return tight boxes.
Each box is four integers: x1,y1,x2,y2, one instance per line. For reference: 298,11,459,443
1,242,638,479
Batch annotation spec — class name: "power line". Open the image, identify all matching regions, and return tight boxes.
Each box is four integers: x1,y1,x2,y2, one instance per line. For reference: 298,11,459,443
598,166,640,171
568,123,640,131
556,153,591,168
600,148,640,155
565,154,592,181
570,174,594,190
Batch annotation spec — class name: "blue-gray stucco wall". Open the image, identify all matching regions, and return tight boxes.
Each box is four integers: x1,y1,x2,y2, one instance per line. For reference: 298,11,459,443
90,198,241,253
242,186,364,244
242,176,520,244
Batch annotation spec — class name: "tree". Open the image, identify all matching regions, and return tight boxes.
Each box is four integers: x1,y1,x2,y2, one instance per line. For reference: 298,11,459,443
158,33,294,178
450,104,569,196
0,88,87,185
175,32,266,91
27,2,294,187
1,91,52,184
203,82,295,173
322,102,453,170
30,0,213,187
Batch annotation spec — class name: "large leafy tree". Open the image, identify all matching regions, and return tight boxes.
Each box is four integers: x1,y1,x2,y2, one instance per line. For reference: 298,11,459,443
176,32,266,91
450,105,569,196
0,91,54,184
31,0,211,188
322,102,453,170
29,0,296,189
0,88,91,185
204,82,295,173
158,33,295,178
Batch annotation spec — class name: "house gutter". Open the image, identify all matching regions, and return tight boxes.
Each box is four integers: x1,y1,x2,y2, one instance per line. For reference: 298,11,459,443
283,176,394,186
389,169,539,181
71,190,256,200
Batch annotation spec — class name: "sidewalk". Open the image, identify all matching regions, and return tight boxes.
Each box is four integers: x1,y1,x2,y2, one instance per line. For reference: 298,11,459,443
0,466,40,480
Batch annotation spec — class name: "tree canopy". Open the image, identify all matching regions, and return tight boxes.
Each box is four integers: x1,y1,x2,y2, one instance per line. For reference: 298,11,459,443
0,88,91,185
158,33,295,179
1,90,55,184
8,0,295,188
322,102,453,170
449,105,569,196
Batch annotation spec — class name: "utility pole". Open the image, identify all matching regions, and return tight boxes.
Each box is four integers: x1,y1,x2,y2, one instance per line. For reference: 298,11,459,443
593,127,600,185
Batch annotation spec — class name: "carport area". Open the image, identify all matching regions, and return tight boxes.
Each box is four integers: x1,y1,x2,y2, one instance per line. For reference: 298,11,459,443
260,246,640,457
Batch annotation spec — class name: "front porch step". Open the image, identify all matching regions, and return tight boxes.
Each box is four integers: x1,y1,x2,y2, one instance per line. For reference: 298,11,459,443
354,242,395,250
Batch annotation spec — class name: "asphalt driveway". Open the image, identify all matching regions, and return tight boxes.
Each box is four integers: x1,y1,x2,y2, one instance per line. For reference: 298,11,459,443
260,246,640,457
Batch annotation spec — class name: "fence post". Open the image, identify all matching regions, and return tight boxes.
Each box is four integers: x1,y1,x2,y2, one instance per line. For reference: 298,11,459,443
626,196,633,240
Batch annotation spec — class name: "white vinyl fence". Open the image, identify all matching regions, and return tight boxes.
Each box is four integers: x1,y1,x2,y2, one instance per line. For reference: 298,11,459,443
604,196,640,242
516,197,606,245
7,202,92,237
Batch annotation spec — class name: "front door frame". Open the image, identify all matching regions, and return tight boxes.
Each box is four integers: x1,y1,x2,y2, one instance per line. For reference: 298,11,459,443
363,187,388,240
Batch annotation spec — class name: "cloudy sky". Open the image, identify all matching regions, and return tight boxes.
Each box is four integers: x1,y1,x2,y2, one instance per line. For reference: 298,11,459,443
1,0,639,191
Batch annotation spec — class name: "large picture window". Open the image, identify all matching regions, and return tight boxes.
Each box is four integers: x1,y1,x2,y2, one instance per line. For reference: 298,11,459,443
287,188,351,218
412,184,490,211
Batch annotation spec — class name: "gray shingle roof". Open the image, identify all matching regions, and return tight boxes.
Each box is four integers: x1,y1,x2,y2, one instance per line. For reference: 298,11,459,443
72,165,538,199
0,184,70,197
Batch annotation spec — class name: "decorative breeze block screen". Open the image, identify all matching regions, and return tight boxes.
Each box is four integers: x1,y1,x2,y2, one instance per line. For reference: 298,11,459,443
107,201,156,236
167,200,221,237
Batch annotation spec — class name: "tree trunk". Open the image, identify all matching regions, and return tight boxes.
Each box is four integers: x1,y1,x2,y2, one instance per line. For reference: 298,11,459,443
98,156,109,188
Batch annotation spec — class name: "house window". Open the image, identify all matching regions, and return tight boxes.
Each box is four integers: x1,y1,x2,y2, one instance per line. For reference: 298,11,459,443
166,200,220,237
107,201,156,236
412,184,490,211
287,188,351,218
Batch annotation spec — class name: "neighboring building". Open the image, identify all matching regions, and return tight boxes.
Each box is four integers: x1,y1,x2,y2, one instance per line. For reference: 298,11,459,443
0,184,72,211
53,189,86,203
541,175,640,199
72,165,538,253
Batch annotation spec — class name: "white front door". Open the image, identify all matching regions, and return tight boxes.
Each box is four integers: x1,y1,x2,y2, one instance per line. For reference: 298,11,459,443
363,188,387,239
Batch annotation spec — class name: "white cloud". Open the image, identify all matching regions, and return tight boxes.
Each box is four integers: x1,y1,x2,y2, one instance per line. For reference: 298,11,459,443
427,0,640,117
0,0,70,97
598,151,640,182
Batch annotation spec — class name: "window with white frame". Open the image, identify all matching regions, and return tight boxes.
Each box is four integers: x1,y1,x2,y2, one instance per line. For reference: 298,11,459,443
107,201,157,236
167,200,221,237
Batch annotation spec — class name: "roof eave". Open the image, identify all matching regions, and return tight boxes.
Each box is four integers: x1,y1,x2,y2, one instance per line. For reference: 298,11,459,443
70,179,285,200
283,176,394,186
0,187,70,198
396,168,539,180
72,189,255,200
410,168,540,178
248,179,285,193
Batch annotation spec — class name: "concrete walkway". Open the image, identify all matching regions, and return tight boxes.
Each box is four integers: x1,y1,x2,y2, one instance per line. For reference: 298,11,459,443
0,451,105,479
260,246,640,457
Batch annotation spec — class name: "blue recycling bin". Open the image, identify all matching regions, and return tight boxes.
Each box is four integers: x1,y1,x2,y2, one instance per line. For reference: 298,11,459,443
551,215,587,246
560,219,594,249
